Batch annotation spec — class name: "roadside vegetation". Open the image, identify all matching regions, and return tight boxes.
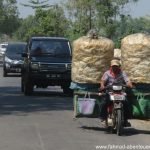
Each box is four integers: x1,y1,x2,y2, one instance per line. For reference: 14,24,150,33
0,0,150,47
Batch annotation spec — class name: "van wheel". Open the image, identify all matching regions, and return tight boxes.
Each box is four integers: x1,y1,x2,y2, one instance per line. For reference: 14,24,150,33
24,81,33,96
3,69,7,77
21,77,24,92
63,87,73,96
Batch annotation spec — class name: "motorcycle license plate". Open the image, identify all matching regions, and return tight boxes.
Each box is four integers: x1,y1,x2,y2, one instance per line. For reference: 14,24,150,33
110,94,125,101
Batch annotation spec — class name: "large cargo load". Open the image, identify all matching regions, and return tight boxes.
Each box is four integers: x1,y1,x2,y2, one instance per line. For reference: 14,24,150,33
71,31,114,118
114,48,121,59
72,36,114,83
121,33,150,83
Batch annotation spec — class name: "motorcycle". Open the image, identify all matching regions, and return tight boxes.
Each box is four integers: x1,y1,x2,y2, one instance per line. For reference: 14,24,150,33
102,84,127,136
73,83,130,136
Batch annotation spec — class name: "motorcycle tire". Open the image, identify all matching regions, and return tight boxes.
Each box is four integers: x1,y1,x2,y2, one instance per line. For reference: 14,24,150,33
116,109,123,136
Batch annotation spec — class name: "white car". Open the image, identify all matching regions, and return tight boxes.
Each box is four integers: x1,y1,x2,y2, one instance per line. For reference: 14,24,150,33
0,43,8,56
3,42,26,77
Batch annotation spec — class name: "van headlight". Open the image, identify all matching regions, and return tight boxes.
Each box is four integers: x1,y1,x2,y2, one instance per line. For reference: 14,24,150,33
31,63,39,70
5,56,12,63
66,63,71,70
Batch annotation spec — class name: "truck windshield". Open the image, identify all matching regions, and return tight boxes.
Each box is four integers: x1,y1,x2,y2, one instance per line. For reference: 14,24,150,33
30,39,71,56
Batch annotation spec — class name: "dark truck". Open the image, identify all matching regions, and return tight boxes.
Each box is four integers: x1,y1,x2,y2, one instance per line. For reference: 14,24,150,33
21,36,72,95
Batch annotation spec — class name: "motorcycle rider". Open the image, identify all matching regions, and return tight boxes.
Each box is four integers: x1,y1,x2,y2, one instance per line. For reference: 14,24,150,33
100,59,133,126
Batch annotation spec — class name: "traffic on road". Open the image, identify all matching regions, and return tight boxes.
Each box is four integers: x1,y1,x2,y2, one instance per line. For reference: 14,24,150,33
0,66,149,150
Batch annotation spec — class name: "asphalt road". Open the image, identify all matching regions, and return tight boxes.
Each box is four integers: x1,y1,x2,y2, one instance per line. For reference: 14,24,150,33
0,66,149,150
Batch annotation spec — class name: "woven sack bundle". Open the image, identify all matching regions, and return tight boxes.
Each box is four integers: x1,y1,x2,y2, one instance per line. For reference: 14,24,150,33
121,33,150,83
72,36,114,83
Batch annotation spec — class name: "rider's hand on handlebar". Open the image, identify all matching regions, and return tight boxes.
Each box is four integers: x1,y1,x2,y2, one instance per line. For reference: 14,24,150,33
126,81,134,88
100,85,105,91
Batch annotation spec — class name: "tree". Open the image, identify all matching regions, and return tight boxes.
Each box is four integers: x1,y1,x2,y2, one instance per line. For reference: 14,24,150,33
14,6,69,41
66,0,95,37
33,6,69,36
65,0,139,40
113,15,150,47
0,0,20,36
21,0,52,9
13,15,37,41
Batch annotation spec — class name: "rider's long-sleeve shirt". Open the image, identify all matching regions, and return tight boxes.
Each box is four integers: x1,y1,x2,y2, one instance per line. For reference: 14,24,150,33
101,68,130,86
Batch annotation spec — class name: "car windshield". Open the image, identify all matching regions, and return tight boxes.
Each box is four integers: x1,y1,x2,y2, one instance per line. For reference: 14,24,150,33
30,39,71,57
2,44,7,49
6,43,26,55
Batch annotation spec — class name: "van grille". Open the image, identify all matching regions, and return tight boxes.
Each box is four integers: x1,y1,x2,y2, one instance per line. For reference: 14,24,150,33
39,63,66,72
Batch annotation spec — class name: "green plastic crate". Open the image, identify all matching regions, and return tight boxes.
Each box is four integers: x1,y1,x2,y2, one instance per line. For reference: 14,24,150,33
132,89,150,119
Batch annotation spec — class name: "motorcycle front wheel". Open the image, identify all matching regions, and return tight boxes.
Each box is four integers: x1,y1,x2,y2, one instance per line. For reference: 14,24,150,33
116,109,123,136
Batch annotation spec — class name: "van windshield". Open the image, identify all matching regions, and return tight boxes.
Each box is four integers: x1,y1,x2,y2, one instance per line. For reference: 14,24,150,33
30,39,71,57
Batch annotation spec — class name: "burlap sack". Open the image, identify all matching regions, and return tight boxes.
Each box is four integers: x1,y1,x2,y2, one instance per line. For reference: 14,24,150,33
121,33,150,83
72,36,114,83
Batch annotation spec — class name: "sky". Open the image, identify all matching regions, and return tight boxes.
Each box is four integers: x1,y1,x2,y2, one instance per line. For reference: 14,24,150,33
17,0,64,18
17,0,150,18
126,0,150,18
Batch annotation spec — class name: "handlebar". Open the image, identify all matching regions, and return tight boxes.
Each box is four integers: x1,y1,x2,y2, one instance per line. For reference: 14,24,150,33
101,84,128,90
74,91,105,96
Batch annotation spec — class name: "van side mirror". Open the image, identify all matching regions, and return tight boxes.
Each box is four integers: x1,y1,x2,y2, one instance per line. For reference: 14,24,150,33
22,52,28,57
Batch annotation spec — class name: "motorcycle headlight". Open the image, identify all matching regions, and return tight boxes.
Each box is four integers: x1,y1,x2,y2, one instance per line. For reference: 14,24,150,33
31,63,39,70
112,85,122,91
65,63,71,70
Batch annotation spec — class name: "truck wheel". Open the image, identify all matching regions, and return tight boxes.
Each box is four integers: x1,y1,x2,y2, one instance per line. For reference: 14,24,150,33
24,81,33,96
